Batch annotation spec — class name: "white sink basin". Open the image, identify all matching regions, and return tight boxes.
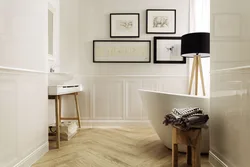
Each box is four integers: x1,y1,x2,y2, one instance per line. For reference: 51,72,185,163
48,72,74,86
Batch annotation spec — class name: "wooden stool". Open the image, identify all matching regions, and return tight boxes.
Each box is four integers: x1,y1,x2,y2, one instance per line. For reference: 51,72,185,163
49,92,81,149
172,127,202,167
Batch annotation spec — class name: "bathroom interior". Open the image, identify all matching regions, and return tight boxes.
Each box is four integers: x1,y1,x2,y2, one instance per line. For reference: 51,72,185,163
0,0,250,167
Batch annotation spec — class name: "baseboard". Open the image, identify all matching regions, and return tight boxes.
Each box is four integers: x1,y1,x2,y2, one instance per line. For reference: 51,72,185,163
209,151,228,167
80,120,151,128
13,142,48,167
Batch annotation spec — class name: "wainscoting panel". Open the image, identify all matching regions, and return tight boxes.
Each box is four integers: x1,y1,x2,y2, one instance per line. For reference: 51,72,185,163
141,79,158,119
125,80,143,120
63,75,188,122
0,69,48,167
91,79,124,120
92,81,110,119
109,80,124,119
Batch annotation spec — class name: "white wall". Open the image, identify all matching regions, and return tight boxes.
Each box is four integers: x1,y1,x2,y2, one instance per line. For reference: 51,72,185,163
0,0,49,166
79,0,189,76
210,0,250,166
0,0,47,71
60,0,190,126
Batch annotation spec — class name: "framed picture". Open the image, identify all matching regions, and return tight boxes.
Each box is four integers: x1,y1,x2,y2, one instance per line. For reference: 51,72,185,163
146,9,176,34
93,40,151,63
154,37,186,64
110,13,140,38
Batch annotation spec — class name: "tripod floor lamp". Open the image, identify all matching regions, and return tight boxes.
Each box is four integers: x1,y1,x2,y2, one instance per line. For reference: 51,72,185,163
181,32,210,96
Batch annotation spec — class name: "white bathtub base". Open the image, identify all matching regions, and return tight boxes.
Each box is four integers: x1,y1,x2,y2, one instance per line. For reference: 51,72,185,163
139,90,210,153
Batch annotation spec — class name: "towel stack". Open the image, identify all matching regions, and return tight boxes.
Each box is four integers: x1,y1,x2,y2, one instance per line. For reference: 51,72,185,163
163,107,209,131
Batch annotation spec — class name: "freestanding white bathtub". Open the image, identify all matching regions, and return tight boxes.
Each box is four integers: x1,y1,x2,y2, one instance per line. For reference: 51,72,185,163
139,90,210,153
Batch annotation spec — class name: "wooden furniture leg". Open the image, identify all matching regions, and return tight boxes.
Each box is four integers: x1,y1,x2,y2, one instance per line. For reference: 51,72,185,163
59,96,62,121
187,145,192,165
188,57,196,95
198,56,206,96
172,127,201,167
192,132,201,167
195,56,199,95
55,96,60,148
74,93,81,128
172,128,178,167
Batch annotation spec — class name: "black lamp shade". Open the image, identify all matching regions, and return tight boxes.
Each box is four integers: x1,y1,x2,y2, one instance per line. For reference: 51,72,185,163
181,32,210,58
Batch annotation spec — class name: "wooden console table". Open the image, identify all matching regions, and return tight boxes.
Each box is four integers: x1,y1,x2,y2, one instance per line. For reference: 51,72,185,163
48,92,81,149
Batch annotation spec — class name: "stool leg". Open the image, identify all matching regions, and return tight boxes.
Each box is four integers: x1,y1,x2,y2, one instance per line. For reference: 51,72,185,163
187,145,192,165
74,93,81,128
172,144,178,167
192,146,201,167
55,96,60,149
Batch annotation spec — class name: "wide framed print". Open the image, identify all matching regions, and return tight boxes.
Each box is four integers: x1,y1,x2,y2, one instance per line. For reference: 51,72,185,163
110,13,140,38
93,40,151,63
154,37,186,64
146,9,176,34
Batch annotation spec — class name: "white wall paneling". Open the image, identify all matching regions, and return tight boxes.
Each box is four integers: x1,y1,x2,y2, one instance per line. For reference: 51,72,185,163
0,69,48,167
125,79,143,120
0,0,50,166
91,79,124,120
62,75,188,122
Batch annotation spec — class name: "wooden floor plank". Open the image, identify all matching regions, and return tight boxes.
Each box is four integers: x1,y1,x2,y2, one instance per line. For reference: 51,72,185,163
33,127,212,167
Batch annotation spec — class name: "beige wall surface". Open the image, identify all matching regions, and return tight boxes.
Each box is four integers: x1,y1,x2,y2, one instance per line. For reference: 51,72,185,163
210,0,250,166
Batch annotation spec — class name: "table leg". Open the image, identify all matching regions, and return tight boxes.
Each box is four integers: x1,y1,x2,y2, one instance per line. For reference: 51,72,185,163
59,96,62,120
74,93,81,128
55,96,60,148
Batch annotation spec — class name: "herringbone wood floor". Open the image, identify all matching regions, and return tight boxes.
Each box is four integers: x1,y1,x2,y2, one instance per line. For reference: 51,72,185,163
33,126,212,167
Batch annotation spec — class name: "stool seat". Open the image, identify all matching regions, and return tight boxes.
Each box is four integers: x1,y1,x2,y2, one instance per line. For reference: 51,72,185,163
172,127,202,167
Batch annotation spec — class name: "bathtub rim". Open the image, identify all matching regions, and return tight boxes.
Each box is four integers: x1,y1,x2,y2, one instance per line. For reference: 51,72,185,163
138,89,210,99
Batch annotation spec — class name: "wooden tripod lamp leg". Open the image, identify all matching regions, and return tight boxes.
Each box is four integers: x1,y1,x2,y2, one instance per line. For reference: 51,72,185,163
188,57,196,95
198,56,206,96
195,56,199,95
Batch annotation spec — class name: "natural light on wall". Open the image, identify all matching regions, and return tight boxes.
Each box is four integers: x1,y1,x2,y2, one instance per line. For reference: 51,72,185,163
189,0,210,96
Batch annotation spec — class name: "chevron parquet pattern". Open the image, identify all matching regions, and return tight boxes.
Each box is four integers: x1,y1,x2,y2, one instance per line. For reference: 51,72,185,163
33,126,212,167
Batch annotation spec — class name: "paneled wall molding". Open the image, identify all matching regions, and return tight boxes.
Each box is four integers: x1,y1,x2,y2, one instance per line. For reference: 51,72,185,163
61,75,188,122
0,66,47,75
76,74,188,78
209,151,229,167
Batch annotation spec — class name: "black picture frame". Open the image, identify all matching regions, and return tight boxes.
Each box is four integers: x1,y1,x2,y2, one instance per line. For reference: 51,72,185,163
154,37,186,64
93,40,151,63
110,13,140,38
146,9,176,34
